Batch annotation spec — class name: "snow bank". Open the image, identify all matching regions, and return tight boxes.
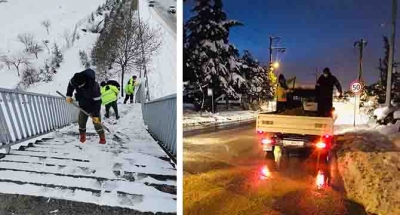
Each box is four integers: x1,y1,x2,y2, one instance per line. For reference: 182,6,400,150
335,130,400,215
183,110,257,129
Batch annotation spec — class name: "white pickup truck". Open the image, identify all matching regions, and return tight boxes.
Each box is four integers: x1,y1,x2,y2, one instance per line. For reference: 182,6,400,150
256,88,335,161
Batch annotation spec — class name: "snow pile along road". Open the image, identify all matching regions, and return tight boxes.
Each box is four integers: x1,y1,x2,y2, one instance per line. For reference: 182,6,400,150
335,129,400,215
183,110,257,129
0,104,176,213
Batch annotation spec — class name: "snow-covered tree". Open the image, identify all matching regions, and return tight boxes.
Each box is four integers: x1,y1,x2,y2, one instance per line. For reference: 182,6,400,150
22,67,40,86
51,43,63,68
184,0,244,110
79,50,91,68
239,50,273,103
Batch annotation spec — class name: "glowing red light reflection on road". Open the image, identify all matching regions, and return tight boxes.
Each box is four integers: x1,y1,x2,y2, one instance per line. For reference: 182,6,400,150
316,170,325,188
259,166,271,180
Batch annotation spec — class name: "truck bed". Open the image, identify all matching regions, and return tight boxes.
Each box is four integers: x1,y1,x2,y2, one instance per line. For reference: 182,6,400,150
256,112,334,136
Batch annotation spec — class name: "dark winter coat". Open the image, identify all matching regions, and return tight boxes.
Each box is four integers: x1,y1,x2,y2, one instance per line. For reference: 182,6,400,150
315,73,342,101
107,80,120,90
66,69,102,117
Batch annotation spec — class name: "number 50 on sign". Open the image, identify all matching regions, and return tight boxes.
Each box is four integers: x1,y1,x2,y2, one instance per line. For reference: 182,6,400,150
350,81,363,95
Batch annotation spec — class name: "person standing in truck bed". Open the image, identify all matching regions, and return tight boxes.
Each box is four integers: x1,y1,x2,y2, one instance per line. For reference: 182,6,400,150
315,67,343,117
276,74,290,113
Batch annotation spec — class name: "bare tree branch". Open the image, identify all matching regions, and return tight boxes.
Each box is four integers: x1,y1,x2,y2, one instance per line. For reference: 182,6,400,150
27,43,43,59
7,53,31,76
63,29,72,48
41,20,51,35
42,40,50,54
1,55,11,70
17,33,34,51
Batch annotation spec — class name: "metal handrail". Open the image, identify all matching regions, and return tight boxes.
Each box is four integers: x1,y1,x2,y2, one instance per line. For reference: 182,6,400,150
137,84,176,160
0,88,79,152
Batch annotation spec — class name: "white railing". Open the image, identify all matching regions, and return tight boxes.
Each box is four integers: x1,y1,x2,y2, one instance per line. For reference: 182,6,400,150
0,88,79,152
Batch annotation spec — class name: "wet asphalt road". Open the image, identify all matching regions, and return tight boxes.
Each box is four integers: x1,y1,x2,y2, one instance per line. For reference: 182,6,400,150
183,124,367,215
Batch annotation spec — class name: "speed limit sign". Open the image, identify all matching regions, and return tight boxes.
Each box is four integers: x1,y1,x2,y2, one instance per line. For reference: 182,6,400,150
350,80,363,95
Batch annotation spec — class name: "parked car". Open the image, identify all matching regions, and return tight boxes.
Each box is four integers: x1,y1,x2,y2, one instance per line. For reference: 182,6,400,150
168,5,176,14
149,0,155,7
215,94,242,105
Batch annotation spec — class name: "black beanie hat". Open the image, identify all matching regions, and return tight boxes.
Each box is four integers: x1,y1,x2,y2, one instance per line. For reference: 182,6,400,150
73,72,86,86
100,81,106,87
323,67,331,75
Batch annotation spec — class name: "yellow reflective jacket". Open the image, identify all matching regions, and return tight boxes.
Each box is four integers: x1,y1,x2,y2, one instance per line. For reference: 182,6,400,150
101,85,119,105
276,84,288,102
124,77,135,95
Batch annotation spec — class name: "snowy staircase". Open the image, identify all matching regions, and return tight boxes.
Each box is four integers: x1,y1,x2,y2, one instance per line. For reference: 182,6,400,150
0,133,177,213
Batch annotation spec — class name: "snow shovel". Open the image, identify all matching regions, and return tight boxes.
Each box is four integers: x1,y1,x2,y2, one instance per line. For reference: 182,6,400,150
56,91,128,142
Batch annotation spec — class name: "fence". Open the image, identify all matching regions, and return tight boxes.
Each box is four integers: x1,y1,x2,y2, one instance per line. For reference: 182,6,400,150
0,88,79,152
137,84,176,160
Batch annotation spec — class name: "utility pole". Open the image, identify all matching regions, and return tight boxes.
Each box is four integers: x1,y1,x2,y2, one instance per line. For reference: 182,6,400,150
312,67,319,82
269,36,286,72
354,39,367,82
353,39,367,127
386,0,397,107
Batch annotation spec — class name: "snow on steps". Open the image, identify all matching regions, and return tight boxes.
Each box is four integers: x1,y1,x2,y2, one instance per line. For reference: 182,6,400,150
0,135,176,213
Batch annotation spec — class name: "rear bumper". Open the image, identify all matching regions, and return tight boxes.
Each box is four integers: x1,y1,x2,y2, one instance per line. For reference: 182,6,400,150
262,140,332,152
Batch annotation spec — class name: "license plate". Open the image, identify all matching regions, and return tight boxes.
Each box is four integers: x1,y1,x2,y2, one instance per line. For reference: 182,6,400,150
283,140,304,147
263,145,273,151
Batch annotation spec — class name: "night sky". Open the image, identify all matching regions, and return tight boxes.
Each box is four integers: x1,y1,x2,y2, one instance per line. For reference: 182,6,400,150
184,0,399,89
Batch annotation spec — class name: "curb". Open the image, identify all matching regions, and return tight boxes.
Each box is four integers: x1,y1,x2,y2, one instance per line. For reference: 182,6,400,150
183,118,256,137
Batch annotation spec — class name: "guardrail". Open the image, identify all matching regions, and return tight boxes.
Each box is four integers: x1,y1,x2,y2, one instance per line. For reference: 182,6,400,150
137,84,176,161
0,88,79,152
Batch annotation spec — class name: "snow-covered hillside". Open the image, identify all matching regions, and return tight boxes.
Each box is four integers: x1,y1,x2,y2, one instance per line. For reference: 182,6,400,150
0,0,176,100
140,0,176,99
0,0,106,89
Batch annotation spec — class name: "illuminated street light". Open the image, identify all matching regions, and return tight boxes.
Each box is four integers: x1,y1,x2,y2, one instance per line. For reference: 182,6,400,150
273,62,280,69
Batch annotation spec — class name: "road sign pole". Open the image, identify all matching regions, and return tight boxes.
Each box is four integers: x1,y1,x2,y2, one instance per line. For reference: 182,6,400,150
354,96,357,127
350,80,363,127
212,91,214,114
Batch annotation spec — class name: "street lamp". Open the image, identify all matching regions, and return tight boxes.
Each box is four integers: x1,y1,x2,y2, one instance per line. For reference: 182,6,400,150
273,62,280,69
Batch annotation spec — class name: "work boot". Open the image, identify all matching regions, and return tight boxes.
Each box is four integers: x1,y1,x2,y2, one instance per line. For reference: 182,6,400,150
116,116,120,120
79,133,86,143
104,114,109,118
99,133,106,144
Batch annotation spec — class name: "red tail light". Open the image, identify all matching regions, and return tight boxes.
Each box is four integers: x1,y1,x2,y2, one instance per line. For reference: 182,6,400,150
316,142,326,149
316,134,332,149
261,137,275,145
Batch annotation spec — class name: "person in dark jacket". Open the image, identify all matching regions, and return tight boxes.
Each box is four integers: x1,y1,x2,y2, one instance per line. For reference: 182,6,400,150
107,80,120,91
315,67,343,117
66,69,106,144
